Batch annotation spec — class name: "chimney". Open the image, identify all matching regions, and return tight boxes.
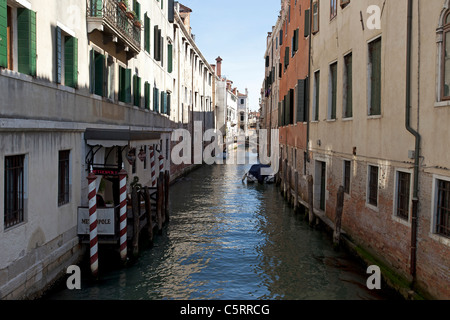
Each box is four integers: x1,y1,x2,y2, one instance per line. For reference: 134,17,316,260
211,64,216,73
216,56,223,78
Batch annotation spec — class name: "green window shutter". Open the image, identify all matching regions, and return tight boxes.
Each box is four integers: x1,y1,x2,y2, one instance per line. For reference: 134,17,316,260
133,75,137,106
125,68,131,103
154,26,160,60
344,54,353,118
168,43,173,73
55,26,62,84
370,38,382,115
134,1,141,20
133,75,141,107
294,29,299,52
154,87,160,112
304,9,310,37
161,91,166,114
330,62,337,119
17,8,36,76
0,0,7,68
167,93,171,116
168,0,174,23
161,0,163,10
92,0,103,17
64,36,78,88
144,81,150,109
90,49,95,93
144,13,150,53
297,79,306,123
94,52,104,96
284,46,290,69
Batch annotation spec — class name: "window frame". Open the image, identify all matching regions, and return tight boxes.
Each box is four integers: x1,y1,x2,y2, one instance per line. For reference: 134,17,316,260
367,164,379,208
441,12,450,101
393,169,412,223
58,150,71,207
368,37,382,116
432,176,450,239
330,0,337,20
328,61,338,120
343,160,351,195
343,52,353,119
4,154,27,230
312,0,320,34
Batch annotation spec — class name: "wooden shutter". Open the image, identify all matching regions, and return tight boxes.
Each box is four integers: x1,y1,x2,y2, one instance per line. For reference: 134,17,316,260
154,26,160,61
344,54,353,118
144,81,150,109
124,68,131,103
94,52,104,96
304,9,311,37
168,43,173,73
161,91,166,114
370,38,382,115
0,0,7,68
17,8,36,76
293,29,299,52
144,13,150,52
55,26,62,83
314,71,320,121
167,93,171,116
330,63,337,119
297,79,306,123
168,0,174,23
64,36,78,88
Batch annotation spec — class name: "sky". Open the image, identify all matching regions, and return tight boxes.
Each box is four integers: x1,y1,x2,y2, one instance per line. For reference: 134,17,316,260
181,0,281,111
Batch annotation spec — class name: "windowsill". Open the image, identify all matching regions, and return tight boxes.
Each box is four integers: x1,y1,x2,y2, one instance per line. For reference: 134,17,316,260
392,214,411,227
367,114,382,120
428,233,450,247
311,120,319,123
434,100,450,108
342,117,353,121
326,119,337,122
365,202,379,212
4,221,27,232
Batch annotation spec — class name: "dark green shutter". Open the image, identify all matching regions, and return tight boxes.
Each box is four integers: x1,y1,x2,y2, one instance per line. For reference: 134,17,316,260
314,72,320,121
304,9,310,37
134,1,141,20
345,54,353,118
331,62,337,119
144,13,150,53
167,94,171,116
125,68,131,103
56,26,62,83
94,52,104,96
168,0,174,23
154,26,160,60
370,39,381,115
294,29,299,52
154,87,159,112
284,46,290,69
0,0,7,68
168,43,173,73
17,8,36,76
161,0,163,10
297,79,306,123
161,91,166,114
144,81,150,109
64,36,78,88
92,0,103,17
133,75,141,107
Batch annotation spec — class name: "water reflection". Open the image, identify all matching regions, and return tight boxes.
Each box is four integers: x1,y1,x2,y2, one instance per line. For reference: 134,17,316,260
46,151,398,300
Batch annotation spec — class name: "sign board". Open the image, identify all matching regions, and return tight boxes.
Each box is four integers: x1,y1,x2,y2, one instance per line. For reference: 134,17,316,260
92,168,120,176
77,207,116,236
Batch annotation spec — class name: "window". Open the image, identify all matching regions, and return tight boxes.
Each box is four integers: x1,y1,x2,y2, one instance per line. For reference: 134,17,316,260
343,53,353,118
133,74,141,107
441,12,450,100
56,27,78,88
153,87,160,112
144,13,150,53
58,150,70,206
292,29,299,55
395,171,411,221
435,179,450,238
90,50,105,97
368,38,382,116
312,1,320,33
4,155,25,229
118,65,131,103
328,62,337,120
330,0,337,20
0,4,12,70
343,160,351,194
368,165,379,207
313,70,320,121
168,43,173,73
144,81,151,110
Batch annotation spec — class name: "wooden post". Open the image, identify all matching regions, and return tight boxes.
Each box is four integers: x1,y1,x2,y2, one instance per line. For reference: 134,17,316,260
307,175,315,226
294,170,299,212
143,187,153,244
164,170,170,223
333,186,345,248
131,187,140,258
156,173,163,233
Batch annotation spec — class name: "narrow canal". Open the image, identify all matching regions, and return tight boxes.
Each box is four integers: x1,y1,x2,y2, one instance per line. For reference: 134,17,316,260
46,151,400,300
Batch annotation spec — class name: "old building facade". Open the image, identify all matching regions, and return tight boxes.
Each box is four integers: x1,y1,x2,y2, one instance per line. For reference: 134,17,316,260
263,0,450,299
0,0,215,299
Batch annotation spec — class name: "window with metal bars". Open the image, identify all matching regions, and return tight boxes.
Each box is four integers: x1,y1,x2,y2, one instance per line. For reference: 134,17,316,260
396,171,411,220
436,179,450,238
343,160,351,194
58,150,70,206
4,155,25,229
368,165,378,207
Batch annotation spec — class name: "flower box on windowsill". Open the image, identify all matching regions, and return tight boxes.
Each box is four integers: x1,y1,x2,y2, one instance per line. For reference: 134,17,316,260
118,2,127,12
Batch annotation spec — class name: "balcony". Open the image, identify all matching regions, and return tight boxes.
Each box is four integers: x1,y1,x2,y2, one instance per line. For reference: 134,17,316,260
87,0,141,58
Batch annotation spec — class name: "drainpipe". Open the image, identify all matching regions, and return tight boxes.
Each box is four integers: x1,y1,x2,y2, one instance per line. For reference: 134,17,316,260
306,0,313,166
405,0,420,280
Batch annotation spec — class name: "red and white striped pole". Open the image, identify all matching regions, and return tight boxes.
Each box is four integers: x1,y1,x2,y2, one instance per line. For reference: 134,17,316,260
119,169,128,263
159,155,165,174
150,145,156,187
87,170,99,278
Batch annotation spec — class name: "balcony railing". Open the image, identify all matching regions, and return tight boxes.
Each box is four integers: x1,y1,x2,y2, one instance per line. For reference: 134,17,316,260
87,0,141,55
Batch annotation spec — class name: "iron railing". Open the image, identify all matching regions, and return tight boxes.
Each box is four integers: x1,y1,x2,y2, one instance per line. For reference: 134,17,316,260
87,0,141,50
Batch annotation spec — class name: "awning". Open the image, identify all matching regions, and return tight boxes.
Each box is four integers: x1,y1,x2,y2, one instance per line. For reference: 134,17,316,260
85,128,162,148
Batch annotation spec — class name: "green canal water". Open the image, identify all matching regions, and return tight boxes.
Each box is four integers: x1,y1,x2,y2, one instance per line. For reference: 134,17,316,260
45,152,401,300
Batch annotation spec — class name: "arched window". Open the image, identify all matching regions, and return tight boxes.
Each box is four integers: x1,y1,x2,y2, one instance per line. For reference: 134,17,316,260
441,11,450,100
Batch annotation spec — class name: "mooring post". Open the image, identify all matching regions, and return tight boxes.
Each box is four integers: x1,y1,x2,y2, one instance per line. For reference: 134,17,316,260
164,170,170,223
294,170,299,212
156,173,163,233
131,187,140,258
307,175,315,226
333,186,345,248
87,171,99,279
118,169,128,263
143,186,154,244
